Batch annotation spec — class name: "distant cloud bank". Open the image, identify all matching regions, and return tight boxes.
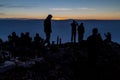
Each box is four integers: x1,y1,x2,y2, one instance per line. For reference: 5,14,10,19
0,4,35,8
49,8,72,11
49,7,96,11
77,7,96,10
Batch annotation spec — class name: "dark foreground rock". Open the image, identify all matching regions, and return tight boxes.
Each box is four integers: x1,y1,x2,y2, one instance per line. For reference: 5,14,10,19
0,41,120,80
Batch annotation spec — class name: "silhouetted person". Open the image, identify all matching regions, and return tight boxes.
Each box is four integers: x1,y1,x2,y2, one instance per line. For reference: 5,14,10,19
8,35,12,42
87,28,103,78
7,35,13,51
71,20,78,43
43,14,52,46
11,32,19,47
34,33,43,49
34,33,43,44
104,32,111,43
19,32,25,47
24,32,32,47
87,28,103,65
10,32,19,58
78,23,85,43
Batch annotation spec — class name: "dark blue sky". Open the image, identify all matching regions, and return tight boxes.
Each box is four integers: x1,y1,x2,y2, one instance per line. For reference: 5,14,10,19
0,0,120,19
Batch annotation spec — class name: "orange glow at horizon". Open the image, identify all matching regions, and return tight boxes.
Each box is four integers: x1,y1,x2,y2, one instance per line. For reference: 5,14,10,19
52,17,70,20
0,14,120,20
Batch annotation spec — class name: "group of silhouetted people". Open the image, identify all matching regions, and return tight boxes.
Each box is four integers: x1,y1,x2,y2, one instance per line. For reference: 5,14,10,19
43,15,85,45
0,31,44,60
43,14,112,47
71,20,85,43
0,14,113,61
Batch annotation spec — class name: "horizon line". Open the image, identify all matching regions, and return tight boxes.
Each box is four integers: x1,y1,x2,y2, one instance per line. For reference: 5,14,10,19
0,18,120,20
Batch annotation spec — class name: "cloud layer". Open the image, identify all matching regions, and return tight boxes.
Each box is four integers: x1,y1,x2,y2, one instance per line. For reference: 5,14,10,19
0,13,6,15
49,7,96,11
49,8,72,11
0,4,35,8
77,8,96,10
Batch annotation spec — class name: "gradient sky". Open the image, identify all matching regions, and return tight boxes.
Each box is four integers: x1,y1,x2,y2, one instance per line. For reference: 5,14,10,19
0,0,120,20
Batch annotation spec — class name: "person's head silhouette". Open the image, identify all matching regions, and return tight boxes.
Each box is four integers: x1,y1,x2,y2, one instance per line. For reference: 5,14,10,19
92,28,98,35
47,14,52,19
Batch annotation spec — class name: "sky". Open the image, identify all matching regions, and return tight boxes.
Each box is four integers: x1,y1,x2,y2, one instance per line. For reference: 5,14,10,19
0,0,120,20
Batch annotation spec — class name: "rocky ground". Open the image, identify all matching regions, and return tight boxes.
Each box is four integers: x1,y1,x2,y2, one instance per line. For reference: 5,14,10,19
0,41,120,80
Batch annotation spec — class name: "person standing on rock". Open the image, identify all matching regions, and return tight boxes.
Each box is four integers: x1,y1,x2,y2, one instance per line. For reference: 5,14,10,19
78,23,85,43
71,20,78,43
43,14,53,46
